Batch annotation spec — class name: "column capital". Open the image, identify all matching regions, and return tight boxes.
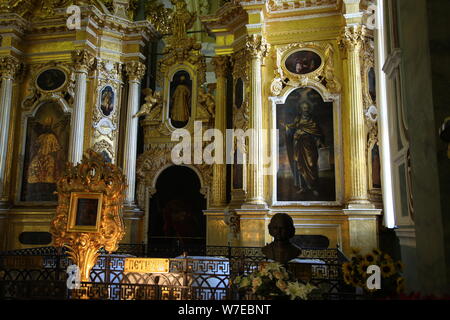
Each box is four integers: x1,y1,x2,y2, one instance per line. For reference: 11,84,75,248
339,24,367,51
0,56,20,80
125,61,146,82
72,49,96,73
211,56,230,79
245,34,270,60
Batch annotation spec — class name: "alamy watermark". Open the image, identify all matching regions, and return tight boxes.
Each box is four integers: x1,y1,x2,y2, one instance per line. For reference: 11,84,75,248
66,5,81,30
171,121,278,176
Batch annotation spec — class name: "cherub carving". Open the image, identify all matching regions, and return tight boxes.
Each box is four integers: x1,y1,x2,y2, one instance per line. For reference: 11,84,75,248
133,88,162,121
198,87,215,119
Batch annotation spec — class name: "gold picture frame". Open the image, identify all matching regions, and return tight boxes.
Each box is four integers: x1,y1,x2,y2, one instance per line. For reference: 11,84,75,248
67,192,103,233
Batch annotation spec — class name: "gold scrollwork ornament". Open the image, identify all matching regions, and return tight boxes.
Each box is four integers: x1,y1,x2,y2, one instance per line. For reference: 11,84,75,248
50,149,127,282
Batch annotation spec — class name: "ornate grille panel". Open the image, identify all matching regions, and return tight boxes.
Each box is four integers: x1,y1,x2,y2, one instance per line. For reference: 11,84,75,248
0,245,356,300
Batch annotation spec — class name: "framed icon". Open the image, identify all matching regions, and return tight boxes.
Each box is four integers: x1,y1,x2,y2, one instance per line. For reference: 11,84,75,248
284,50,322,75
36,68,67,92
67,192,103,232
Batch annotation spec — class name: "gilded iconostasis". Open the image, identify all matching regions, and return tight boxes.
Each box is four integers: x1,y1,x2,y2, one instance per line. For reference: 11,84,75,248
0,0,384,257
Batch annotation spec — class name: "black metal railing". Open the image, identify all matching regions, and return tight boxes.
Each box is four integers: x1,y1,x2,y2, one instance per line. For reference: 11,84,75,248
0,244,358,300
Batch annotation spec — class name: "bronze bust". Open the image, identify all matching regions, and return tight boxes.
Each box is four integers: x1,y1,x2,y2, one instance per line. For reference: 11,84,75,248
262,213,301,265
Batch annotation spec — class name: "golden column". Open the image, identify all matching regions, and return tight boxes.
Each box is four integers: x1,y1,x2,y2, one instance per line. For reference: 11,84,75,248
244,34,269,208
341,25,371,207
211,56,229,207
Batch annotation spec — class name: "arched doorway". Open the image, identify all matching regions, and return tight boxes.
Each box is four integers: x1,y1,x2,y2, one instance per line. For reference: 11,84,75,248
148,166,206,254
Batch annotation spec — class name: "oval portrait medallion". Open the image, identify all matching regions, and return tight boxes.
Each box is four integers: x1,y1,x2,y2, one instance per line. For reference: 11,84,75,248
36,69,67,92
285,50,322,75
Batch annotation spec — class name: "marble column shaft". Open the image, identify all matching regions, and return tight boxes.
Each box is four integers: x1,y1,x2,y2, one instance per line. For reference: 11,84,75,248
0,56,19,196
124,61,146,205
69,70,88,164
70,50,94,164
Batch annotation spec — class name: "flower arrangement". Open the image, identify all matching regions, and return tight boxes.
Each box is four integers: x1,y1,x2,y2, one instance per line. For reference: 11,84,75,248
233,262,316,300
342,248,405,298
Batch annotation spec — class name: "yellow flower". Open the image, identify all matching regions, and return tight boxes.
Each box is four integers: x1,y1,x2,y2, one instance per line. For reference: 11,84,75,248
343,273,353,285
395,261,404,272
372,248,382,256
357,260,370,274
381,261,396,278
239,277,250,289
351,247,361,255
276,279,287,290
285,282,315,300
396,277,405,294
252,277,262,288
382,254,393,263
264,262,282,272
342,262,353,275
272,271,283,280
364,253,376,265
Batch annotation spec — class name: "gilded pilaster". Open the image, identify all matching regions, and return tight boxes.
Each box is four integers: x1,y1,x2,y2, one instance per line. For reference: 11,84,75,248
0,56,20,197
70,50,95,164
341,25,371,207
243,34,269,208
211,55,229,207
123,61,146,205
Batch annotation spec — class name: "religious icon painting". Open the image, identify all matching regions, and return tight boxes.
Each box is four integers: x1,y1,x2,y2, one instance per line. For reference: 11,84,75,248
232,149,244,190
169,70,192,128
68,192,103,232
276,88,336,202
100,86,115,117
368,67,376,103
36,68,67,92
371,143,382,189
234,78,244,109
20,101,70,202
284,50,322,75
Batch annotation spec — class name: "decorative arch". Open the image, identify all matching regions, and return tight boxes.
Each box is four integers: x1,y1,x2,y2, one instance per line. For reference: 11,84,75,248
136,143,213,240
136,146,212,245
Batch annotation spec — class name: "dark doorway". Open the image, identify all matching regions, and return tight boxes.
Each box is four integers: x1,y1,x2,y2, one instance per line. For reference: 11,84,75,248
148,166,206,255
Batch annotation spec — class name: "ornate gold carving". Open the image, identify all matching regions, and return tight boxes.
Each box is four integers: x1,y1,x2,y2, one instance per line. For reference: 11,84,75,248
201,0,246,29
323,44,341,93
125,61,146,81
50,149,127,281
197,87,215,121
136,143,212,209
245,34,270,60
134,88,162,120
212,56,229,79
92,139,114,160
224,209,240,241
272,41,341,95
340,24,367,51
0,0,71,19
92,59,123,149
170,0,195,42
144,0,172,34
72,50,96,73
102,0,138,20
266,0,338,12
0,56,20,79
231,49,250,131
22,61,75,110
